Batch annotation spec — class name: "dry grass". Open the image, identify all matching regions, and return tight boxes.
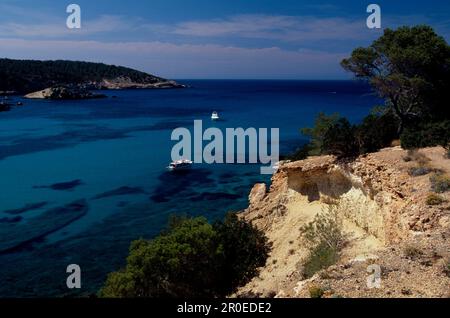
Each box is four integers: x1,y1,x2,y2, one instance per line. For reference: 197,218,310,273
309,285,325,298
430,173,450,193
403,149,431,166
403,245,423,260
426,193,446,206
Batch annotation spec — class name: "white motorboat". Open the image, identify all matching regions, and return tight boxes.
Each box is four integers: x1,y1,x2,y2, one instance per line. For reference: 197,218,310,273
167,159,193,171
211,111,219,121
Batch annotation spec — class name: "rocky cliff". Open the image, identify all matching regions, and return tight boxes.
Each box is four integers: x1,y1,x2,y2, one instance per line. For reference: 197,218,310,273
238,146,450,298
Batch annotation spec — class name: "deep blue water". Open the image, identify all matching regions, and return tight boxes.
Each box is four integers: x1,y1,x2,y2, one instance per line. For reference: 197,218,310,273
0,80,380,297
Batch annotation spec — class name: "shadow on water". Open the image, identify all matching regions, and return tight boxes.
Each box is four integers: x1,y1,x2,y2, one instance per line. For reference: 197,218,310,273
0,120,193,161
150,168,216,203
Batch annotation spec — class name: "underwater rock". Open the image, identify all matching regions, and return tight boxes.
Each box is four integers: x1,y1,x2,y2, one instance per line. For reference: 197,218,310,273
33,179,83,191
0,216,22,223
92,186,146,200
4,202,48,215
0,200,88,253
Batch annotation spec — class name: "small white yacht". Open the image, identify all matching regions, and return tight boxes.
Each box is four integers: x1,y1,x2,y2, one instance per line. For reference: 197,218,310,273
211,111,219,121
167,159,193,171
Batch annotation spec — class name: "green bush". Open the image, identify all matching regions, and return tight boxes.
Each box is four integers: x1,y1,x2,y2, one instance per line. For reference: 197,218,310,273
303,242,340,279
301,112,340,156
99,214,270,298
285,143,313,161
300,206,346,278
294,112,397,161
213,213,270,295
355,113,399,154
322,118,359,158
309,285,325,298
401,120,450,150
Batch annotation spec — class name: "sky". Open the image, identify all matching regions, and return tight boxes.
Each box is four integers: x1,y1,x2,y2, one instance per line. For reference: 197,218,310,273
0,0,449,79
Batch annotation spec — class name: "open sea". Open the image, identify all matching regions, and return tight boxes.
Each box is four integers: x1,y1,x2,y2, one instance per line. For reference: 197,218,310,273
0,80,381,297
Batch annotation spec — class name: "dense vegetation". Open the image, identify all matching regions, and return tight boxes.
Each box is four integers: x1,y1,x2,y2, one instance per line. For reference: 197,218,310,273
99,213,270,298
290,25,450,160
0,58,163,93
290,111,399,159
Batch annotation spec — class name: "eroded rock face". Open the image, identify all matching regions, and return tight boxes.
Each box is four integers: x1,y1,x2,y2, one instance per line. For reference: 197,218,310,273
237,146,450,298
248,183,267,209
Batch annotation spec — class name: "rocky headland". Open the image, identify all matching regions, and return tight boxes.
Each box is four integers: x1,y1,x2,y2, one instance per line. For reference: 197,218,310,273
0,58,185,100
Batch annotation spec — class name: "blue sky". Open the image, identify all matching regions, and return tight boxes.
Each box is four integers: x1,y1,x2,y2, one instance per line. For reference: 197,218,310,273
1,0,449,79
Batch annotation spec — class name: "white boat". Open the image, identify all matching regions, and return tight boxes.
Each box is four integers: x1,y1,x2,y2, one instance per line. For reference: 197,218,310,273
167,159,193,171
211,111,219,121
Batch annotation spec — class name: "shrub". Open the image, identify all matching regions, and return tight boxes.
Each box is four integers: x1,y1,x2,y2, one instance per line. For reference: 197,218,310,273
300,206,346,250
430,173,450,193
426,193,446,206
213,213,270,295
303,242,340,279
408,166,433,177
285,143,312,161
296,112,398,160
401,120,450,150
309,285,325,298
100,214,270,298
301,112,340,156
322,118,359,158
355,113,399,154
100,217,221,298
300,205,346,278
403,245,423,260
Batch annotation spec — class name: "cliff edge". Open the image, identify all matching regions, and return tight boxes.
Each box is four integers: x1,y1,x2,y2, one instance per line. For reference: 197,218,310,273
238,146,450,298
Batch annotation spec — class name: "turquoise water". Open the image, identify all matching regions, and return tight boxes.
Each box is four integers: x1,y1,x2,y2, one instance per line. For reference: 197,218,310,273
0,80,380,297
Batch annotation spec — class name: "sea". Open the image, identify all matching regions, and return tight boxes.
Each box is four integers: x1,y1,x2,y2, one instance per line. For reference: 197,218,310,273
0,80,381,297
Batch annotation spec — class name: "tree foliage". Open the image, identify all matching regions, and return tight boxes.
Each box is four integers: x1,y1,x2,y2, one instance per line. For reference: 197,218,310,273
293,112,398,160
401,120,450,150
322,118,359,158
301,112,340,156
355,112,399,154
291,26,450,160
99,214,270,298
341,25,450,133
